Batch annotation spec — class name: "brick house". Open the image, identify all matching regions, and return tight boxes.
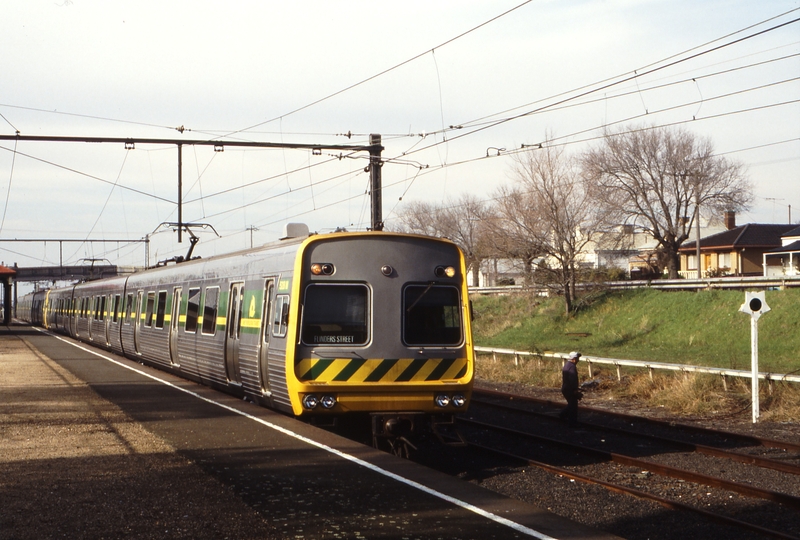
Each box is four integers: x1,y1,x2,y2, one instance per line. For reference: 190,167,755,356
762,225,800,276
678,213,796,277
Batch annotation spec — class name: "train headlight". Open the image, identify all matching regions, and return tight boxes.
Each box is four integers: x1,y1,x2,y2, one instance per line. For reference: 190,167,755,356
320,395,337,409
302,394,319,409
434,266,456,278
434,394,451,408
310,263,335,276
451,394,467,408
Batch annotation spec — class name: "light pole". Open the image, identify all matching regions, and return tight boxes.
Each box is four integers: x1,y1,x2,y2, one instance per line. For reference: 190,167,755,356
695,185,701,279
739,291,770,423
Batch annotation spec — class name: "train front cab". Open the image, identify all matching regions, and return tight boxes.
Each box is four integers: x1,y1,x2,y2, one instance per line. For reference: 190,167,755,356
284,232,474,443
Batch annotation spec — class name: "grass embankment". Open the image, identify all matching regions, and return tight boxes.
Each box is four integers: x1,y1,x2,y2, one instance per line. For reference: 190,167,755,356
471,288,800,421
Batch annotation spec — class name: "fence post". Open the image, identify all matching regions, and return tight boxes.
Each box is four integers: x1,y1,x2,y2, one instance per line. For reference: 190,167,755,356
514,352,519,367
615,363,621,381
721,374,728,392
587,360,594,378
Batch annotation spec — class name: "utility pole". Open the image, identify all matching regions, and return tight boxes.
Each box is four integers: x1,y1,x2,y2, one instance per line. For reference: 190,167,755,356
369,133,384,231
178,144,183,243
1,134,386,239
696,186,701,279
246,225,259,248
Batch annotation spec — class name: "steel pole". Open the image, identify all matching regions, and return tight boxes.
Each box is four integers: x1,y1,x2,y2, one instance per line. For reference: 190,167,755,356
696,188,701,279
178,144,183,243
751,316,760,423
369,134,383,231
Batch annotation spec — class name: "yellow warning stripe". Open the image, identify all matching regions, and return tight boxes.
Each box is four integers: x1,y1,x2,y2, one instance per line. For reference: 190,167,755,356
295,357,468,383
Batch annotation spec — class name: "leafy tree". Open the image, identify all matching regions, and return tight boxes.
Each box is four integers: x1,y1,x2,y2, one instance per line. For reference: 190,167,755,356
395,194,489,286
582,125,752,278
492,144,610,314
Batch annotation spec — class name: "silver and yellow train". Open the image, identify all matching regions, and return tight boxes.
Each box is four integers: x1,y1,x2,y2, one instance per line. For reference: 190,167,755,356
18,226,474,448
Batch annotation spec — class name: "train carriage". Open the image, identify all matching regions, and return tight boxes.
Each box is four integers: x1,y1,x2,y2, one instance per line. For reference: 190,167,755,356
17,228,474,445
69,276,128,353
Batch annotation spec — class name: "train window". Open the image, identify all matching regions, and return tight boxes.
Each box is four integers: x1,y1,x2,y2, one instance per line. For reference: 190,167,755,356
202,287,219,335
94,296,101,320
144,292,156,328
272,295,289,338
185,287,200,333
403,285,462,346
112,295,121,323
100,296,107,320
155,291,167,329
301,284,368,346
124,294,134,324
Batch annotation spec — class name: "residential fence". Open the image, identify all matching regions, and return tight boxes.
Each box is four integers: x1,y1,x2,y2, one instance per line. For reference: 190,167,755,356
473,346,800,390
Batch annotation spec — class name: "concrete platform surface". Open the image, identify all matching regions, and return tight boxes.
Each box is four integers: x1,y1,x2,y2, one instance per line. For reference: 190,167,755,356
0,325,622,539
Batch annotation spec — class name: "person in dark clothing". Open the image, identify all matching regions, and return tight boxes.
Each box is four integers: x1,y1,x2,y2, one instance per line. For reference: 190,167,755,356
559,351,582,427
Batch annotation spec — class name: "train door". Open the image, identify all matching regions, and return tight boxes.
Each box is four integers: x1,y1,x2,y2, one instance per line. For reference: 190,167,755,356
42,291,51,328
258,278,275,395
133,290,143,354
169,287,182,366
103,294,111,345
88,296,97,340
224,282,244,385
69,297,77,337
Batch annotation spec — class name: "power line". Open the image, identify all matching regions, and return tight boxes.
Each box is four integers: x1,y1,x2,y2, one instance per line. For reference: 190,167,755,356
390,14,800,163
0,102,184,134
220,0,536,139
0,143,175,204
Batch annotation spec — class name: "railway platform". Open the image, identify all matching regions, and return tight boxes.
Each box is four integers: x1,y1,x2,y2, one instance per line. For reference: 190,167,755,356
0,324,622,540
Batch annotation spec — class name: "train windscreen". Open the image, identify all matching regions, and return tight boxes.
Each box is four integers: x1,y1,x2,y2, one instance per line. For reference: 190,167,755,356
301,284,368,345
403,285,462,346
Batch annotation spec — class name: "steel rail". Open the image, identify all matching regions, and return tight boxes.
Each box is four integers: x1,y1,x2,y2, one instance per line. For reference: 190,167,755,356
470,395,800,476
458,417,800,510
465,440,800,540
474,387,800,453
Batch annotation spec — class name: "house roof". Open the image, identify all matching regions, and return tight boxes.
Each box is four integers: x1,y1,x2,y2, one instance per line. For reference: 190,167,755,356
782,225,800,238
766,239,800,253
0,265,16,276
679,223,797,252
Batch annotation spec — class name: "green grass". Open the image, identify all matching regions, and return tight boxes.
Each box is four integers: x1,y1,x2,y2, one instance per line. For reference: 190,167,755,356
471,288,800,375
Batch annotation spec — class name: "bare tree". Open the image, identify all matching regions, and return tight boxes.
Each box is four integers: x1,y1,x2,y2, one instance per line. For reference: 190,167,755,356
493,144,610,314
395,195,489,286
582,125,752,278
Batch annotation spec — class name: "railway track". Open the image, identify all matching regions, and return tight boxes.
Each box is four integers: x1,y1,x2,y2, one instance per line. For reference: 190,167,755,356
409,388,800,540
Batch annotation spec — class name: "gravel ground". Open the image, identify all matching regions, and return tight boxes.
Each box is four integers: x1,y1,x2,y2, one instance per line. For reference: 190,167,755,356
473,378,800,448
468,379,800,540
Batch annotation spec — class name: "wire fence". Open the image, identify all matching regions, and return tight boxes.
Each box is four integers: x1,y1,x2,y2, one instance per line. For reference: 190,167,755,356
470,274,800,295
474,346,800,391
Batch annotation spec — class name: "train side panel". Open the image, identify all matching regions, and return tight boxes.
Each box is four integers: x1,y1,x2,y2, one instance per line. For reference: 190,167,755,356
71,276,128,353
117,240,302,413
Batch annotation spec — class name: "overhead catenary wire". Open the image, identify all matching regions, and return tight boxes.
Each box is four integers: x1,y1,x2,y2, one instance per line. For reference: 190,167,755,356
387,14,800,164
0,144,175,204
0,138,18,235
192,48,799,227
217,0,536,140
64,150,131,264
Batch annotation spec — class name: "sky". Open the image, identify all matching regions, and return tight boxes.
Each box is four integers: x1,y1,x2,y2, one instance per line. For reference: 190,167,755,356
1,0,799,278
